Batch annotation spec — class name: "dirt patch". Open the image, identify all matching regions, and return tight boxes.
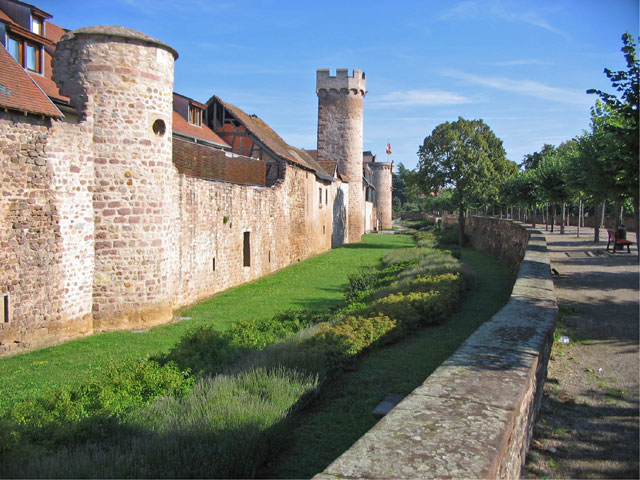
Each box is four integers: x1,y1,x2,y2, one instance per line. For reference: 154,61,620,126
523,227,639,479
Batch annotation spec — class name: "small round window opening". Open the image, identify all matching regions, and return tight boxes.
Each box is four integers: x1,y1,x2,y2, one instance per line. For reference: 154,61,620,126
152,119,166,137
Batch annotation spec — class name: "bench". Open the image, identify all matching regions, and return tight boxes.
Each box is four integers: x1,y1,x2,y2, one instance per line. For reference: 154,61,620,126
606,229,633,253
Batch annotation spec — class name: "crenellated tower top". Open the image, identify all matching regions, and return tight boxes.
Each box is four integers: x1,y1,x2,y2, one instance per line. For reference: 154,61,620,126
316,69,366,96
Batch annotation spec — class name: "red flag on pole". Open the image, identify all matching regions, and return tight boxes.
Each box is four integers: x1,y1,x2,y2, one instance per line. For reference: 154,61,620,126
386,142,392,155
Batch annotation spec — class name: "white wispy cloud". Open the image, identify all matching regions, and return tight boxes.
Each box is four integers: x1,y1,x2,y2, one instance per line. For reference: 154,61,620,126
440,0,566,36
369,89,475,107
481,59,552,67
441,69,590,105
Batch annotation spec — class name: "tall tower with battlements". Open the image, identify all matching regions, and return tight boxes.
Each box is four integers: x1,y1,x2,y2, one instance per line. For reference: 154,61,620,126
316,68,366,243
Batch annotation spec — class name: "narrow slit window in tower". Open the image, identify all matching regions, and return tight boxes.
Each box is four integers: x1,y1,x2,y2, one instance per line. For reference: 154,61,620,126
243,232,251,267
2,294,9,323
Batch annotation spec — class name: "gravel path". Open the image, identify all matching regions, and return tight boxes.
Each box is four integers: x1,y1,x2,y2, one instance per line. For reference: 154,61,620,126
523,226,639,479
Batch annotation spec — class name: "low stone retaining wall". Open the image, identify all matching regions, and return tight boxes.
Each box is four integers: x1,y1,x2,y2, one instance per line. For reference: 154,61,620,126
316,218,558,479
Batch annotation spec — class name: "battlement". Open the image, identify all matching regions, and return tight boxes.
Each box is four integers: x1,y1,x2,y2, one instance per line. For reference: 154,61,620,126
316,68,366,95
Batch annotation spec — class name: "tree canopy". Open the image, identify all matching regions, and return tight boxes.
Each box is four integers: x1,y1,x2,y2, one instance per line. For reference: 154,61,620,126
415,117,506,245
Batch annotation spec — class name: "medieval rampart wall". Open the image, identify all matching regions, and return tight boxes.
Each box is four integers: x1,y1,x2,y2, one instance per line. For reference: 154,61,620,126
0,27,369,356
174,166,335,309
0,113,64,353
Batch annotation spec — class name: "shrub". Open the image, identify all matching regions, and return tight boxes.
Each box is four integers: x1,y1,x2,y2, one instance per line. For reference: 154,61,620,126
0,359,192,454
344,269,380,304
365,273,466,329
4,367,320,479
157,326,246,376
436,223,470,246
159,309,319,377
304,314,397,362
228,310,312,350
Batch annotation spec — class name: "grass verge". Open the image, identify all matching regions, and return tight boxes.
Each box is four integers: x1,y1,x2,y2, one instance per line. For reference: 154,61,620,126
261,248,514,478
1,235,469,478
0,234,413,412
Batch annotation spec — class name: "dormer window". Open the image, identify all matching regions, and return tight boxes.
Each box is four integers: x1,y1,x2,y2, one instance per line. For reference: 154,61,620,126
25,43,41,72
31,16,43,36
7,36,21,64
6,35,42,74
188,105,203,127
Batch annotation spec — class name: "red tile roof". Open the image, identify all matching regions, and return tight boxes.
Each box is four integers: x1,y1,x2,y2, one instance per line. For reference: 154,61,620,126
0,45,61,117
45,21,67,43
172,110,229,147
305,149,345,181
213,96,329,175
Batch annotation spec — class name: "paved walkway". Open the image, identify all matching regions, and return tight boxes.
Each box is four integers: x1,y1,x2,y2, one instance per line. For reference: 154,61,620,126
523,226,639,479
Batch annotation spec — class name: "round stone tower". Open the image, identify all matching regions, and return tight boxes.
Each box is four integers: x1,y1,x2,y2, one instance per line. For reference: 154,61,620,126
53,26,179,330
316,69,366,243
370,161,394,229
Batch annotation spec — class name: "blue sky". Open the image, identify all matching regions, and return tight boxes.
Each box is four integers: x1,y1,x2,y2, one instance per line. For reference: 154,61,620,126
38,0,638,170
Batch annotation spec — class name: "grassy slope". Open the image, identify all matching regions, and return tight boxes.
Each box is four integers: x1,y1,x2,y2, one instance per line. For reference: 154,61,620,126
0,234,414,412
262,248,515,479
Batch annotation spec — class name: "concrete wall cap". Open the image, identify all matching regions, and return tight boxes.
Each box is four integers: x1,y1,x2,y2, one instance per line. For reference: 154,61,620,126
60,25,179,59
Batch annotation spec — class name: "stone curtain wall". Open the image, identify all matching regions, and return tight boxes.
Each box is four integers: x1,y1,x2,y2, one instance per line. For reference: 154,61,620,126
0,113,65,354
1,28,370,355
316,219,558,479
465,216,530,276
174,166,335,309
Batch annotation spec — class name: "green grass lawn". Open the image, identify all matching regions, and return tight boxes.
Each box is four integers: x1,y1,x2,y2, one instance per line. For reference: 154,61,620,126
0,234,414,413
260,248,515,479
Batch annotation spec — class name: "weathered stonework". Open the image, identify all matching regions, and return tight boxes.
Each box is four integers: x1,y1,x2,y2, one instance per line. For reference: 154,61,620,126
370,162,393,229
54,26,178,331
315,219,558,480
316,69,366,243
0,113,63,353
175,166,334,308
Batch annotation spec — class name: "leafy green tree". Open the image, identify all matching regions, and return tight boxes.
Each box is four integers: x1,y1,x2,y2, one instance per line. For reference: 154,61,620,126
586,32,639,244
415,117,507,246
393,163,429,214
501,169,541,224
521,144,556,171
490,158,519,216
534,144,573,233
392,163,410,211
575,103,630,239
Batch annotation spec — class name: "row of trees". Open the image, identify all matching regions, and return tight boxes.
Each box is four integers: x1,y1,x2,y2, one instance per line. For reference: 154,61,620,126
406,33,638,247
